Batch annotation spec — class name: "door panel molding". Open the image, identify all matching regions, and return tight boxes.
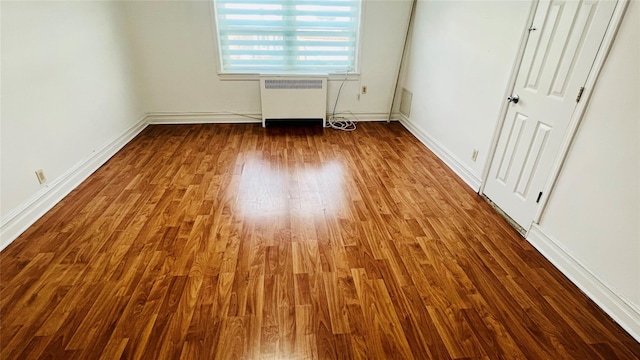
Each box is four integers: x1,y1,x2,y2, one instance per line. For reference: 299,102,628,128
550,2,597,97
497,113,527,184
515,121,551,198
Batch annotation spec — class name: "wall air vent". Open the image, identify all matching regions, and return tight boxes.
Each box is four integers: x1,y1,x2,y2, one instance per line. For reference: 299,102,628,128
400,88,413,118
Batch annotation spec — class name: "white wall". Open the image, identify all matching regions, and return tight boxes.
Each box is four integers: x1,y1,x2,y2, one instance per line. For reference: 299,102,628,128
531,0,640,338
0,1,145,247
397,0,531,189
122,0,413,121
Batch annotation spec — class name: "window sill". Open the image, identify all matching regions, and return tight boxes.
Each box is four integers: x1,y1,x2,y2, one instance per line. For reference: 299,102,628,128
217,72,361,81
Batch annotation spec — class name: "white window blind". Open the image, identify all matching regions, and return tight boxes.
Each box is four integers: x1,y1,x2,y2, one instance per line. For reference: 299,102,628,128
213,0,361,74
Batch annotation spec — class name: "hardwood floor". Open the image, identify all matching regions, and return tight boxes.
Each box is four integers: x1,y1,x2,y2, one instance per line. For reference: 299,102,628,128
1,122,638,359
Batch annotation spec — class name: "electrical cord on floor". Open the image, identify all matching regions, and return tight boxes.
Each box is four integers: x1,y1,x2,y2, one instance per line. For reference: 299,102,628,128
328,71,357,131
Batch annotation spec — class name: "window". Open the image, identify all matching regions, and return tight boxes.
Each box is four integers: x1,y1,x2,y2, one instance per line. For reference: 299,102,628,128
213,0,361,74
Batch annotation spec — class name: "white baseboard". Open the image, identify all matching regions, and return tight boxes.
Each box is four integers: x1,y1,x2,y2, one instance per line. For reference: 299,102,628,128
146,111,395,125
147,112,262,124
331,112,394,122
0,115,149,252
527,224,640,342
390,111,404,122
397,114,481,192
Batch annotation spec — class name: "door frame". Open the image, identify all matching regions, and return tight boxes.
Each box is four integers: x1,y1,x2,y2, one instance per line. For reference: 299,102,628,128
480,0,631,233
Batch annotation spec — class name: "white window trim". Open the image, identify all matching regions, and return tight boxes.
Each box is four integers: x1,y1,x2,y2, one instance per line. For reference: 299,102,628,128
216,72,361,81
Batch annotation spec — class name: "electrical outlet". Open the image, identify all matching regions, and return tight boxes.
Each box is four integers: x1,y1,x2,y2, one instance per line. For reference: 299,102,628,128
361,85,367,94
35,169,47,184
471,149,479,162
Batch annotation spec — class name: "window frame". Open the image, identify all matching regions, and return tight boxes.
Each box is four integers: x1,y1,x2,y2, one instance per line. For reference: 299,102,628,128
208,0,364,80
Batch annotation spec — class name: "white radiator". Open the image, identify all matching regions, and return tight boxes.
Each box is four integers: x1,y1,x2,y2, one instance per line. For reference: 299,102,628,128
259,77,327,127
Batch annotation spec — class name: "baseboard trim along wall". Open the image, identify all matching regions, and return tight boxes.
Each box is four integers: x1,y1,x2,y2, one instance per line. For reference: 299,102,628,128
0,116,149,251
328,112,394,122
527,224,640,342
146,111,395,125
147,112,262,124
397,114,482,192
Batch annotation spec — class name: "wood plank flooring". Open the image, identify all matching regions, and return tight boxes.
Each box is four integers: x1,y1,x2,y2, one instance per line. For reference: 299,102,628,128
1,122,639,359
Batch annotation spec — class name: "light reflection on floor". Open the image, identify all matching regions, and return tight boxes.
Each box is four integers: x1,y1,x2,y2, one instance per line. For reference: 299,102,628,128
236,156,345,219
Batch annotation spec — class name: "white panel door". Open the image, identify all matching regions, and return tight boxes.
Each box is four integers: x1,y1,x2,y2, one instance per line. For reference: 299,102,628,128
483,0,616,230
